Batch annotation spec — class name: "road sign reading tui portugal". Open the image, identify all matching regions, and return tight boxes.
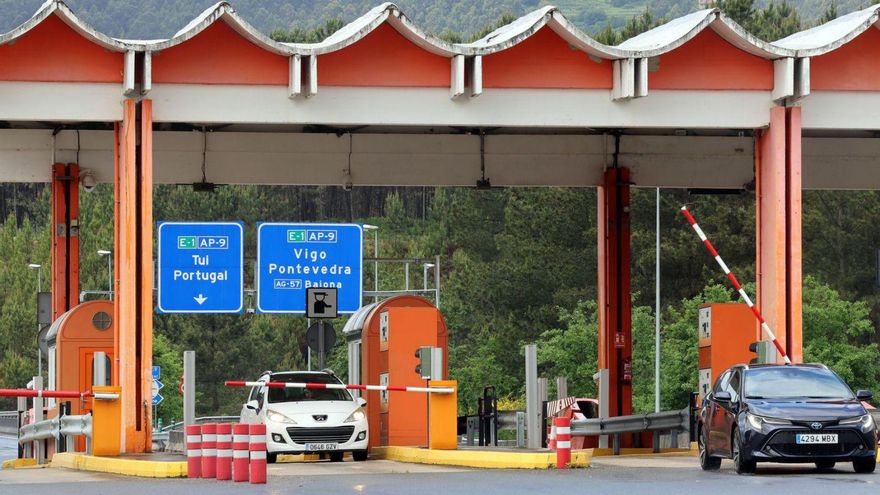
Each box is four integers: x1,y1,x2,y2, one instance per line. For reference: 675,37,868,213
157,222,244,313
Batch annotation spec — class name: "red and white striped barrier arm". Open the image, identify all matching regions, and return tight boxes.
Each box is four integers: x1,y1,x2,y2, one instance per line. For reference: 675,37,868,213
0,389,88,399
225,381,454,394
680,206,791,365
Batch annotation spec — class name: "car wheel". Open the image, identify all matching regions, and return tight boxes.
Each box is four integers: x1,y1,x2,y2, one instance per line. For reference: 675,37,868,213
699,426,721,471
853,458,876,474
732,429,756,475
267,452,278,464
329,452,345,462
353,450,368,462
815,460,835,471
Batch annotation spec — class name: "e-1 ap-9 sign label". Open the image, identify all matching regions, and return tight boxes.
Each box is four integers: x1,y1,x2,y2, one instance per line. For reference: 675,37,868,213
256,223,363,314
157,222,244,313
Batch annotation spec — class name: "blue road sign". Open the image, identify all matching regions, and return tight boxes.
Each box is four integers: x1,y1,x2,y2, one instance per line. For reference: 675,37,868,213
157,222,244,313
256,223,363,314
152,366,160,380
152,379,164,406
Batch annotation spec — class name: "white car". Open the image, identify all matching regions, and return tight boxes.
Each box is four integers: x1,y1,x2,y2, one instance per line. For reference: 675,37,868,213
239,370,369,463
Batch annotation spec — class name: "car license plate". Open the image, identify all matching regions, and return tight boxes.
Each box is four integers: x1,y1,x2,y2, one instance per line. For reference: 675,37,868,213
305,443,338,451
795,433,838,444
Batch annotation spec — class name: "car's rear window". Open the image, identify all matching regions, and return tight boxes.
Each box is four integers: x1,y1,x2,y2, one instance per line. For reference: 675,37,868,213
267,373,351,403
744,367,854,400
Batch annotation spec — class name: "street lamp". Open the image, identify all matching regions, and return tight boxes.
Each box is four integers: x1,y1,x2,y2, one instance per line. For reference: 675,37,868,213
423,263,435,291
363,225,379,303
27,263,42,377
98,250,112,300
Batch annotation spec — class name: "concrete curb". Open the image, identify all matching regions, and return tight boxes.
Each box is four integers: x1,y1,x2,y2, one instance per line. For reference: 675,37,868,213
372,446,590,469
51,452,187,478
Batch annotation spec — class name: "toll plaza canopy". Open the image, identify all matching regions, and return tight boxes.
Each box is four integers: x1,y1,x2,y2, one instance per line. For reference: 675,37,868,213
2,0,880,453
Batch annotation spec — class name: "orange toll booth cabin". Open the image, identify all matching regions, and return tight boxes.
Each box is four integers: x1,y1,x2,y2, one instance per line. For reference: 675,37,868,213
342,296,448,449
46,301,114,420
697,303,758,402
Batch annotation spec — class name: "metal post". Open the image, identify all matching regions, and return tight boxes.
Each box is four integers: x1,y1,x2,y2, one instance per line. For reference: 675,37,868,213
655,187,661,413
183,351,195,427
318,320,326,370
32,375,43,464
374,230,379,303
93,351,108,387
525,344,539,449
556,377,568,400
36,267,42,379
597,369,610,448
423,264,429,291
108,253,113,300
516,411,526,448
434,255,440,307
404,262,409,291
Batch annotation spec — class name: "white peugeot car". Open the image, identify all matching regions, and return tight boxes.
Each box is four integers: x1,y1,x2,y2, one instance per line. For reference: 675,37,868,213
239,370,369,463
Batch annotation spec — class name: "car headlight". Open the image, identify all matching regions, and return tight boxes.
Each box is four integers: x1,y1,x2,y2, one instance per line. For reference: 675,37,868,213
266,409,296,424
746,413,790,431
840,414,875,432
344,407,366,423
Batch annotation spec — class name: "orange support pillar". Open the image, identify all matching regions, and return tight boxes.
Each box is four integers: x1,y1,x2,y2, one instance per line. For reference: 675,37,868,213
114,99,154,453
597,166,632,420
51,163,80,320
756,107,802,363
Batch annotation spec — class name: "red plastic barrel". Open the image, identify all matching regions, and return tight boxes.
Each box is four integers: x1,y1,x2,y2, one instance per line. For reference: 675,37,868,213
232,423,250,482
185,424,202,479
249,423,267,484
216,423,233,480
554,417,571,469
201,423,217,478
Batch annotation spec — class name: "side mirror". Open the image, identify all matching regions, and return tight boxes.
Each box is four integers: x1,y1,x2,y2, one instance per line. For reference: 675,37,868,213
714,391,732,402
856,390,873,401
245,400,260,411
357,397,367,407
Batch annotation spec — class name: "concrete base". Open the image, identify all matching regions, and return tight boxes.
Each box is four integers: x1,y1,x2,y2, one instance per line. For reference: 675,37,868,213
51,452,186,478
373,446,590,469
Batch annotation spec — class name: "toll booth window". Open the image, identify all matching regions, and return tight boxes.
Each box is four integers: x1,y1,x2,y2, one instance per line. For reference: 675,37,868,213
267,373,352,403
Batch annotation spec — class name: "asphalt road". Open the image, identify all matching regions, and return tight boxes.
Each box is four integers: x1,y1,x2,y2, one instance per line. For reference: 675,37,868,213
1,454,878,494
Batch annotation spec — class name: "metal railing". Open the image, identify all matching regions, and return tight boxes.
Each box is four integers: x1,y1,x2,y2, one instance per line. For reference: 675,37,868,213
570,408,691,455
19,414,93,456
0,410,20,435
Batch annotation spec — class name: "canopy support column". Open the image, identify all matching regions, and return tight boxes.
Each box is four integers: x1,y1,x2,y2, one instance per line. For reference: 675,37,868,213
597,166,633,422
756,106,802,363
114,99,154,453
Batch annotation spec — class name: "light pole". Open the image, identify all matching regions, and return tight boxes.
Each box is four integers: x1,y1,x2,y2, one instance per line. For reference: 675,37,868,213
27,263,42,377
655,187,661,413
363,225,379,303
98,250,112,300
423,263,435,291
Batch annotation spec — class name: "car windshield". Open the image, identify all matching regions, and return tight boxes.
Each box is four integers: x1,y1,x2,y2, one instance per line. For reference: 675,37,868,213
743,367,854,400
267,373,351,403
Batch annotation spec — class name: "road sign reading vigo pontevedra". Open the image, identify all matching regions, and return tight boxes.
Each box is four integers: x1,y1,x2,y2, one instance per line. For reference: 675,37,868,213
157,222,244,313
256,223,363,313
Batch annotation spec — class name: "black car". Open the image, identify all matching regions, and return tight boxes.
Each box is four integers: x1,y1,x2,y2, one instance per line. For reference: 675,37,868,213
698,363,877,474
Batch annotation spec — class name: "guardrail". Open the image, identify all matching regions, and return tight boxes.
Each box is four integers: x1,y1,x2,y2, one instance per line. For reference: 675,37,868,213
19,414,93,456
570,408,691,455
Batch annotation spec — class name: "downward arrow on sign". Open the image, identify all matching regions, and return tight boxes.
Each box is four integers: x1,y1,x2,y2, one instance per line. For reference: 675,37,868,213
194,294,208,305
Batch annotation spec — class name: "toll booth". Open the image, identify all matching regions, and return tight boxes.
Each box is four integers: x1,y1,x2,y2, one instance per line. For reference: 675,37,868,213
46,301,114,418
342,296,448,449
697,303,757,402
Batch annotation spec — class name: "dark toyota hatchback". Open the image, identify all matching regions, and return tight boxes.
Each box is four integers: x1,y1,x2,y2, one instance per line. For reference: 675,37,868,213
698,364,877,474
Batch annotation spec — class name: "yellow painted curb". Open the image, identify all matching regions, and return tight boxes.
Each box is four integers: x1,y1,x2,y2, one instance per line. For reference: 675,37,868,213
590,447,695,458
51,452,187,478
2,458,38,469
372,446,589,469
